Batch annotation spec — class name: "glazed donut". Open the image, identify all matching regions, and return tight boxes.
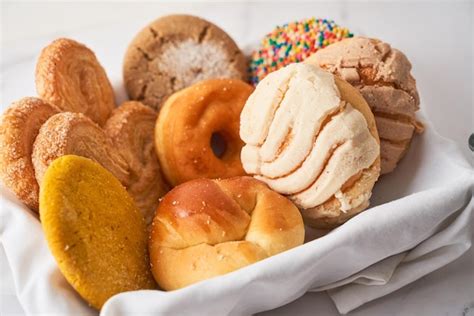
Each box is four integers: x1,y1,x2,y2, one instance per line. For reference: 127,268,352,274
36,38,116,126
104,101,169,223
0,98,58,210
149,176,304,290
155,79,253,186
123,14,247,110
32,112,130,187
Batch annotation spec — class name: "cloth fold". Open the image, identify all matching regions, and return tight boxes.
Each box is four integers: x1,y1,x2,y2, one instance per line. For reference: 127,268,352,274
0,122,472,315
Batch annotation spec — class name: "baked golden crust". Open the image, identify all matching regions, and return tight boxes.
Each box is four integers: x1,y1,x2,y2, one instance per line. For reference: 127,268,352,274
155,78,253,186
149,176,304,290
40,155,156,309
35,38,116,126
104,101,169,224
32,112,130,186
123,14,248,110
0,97,59,210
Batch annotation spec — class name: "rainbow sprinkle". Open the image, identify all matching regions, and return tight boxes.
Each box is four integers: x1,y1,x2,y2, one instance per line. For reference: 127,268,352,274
250,18,353,85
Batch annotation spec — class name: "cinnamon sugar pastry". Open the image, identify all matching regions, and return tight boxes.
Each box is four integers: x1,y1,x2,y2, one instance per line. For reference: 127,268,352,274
0,98,58,210
32,112,129,187
36,38,116,126
240,63,380,229
306,37,423,174
105,101,169,223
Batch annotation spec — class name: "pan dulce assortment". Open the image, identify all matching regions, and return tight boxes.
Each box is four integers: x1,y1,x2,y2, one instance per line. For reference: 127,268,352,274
0,14,423,309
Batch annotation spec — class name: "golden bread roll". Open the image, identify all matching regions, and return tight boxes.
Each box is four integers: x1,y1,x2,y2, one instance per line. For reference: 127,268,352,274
40,155,156,309
155,79,253,186
240,63,380,229
0,97,59,210
149,176,304,290
104,101,169,223
36,38,116,126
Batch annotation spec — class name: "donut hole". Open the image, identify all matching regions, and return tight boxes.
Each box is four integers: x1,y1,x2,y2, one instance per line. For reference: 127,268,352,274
210,132,227,159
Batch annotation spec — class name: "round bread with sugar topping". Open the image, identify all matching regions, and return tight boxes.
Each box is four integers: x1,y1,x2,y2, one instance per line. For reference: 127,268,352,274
149,176,304,290
123,14,247,110
306,37,423,174
0,97,59,211
240,63,381,229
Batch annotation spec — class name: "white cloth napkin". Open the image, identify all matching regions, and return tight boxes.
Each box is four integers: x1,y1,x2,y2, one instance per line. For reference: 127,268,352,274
0,121,472,315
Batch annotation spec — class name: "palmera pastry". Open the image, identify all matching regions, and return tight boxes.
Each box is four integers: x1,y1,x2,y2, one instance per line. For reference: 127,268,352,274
40,155,156,309
240,63,380,229
36,38,116,126
104,101,169,224
32,112,129,186
149,176,304,290
0,98,59,211
155,79,253,186
32,108,169,221
123,14,247,110
306,37,423,174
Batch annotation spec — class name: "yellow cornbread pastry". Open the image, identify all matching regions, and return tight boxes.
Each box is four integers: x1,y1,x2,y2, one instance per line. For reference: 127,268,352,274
39,155,156,309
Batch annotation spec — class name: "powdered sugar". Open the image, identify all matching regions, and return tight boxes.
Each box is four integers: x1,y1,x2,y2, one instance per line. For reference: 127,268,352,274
156,39,242,91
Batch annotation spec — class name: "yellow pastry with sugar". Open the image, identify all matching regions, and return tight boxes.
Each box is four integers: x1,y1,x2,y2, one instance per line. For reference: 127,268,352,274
240,63,380,228
149,176,304,290
40,155,156,309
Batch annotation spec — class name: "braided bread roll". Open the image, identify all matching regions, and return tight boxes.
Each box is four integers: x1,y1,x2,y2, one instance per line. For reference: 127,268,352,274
105,101,169,223
0,98,58,210
36,38,116,126
149,177,304,290
306,37,423,174
32,112,130,186
240,63,380,229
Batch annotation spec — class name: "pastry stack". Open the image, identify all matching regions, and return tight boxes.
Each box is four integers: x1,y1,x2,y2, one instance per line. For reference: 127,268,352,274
0,14,423,309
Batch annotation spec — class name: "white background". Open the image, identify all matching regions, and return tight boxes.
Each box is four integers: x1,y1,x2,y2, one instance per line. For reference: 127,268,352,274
1,1,473,315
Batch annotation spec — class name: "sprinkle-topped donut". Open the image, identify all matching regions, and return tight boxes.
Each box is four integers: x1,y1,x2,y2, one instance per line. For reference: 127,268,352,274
249,18,353,85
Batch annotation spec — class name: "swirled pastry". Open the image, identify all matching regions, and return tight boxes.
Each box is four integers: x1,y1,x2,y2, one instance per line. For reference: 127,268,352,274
306,37,423,174
36,38,116,126
240,63,380,228
105,101,169,223
32,112,129,186
149,177,304,290
0,98,58,210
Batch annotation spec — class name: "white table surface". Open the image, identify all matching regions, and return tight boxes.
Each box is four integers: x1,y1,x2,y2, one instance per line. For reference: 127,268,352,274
1,1,473,315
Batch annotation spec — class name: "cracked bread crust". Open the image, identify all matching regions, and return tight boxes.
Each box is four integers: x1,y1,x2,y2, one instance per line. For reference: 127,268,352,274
123,14,247,110
306,37,423,174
